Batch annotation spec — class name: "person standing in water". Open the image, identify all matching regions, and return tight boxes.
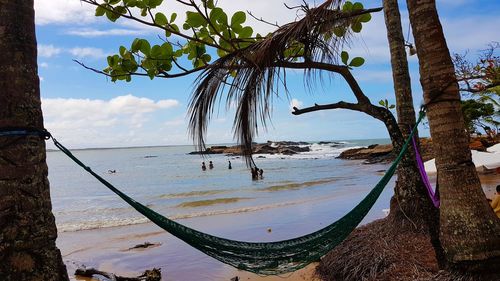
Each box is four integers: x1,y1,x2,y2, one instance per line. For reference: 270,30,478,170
209,161,214,169
251,167,259,180
228,160,232,169
201,162,206,171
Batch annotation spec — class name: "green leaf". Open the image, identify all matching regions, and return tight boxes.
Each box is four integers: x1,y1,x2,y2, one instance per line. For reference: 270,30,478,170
201,53,212,63
123,0,137,7
155,12,167,25
131,38,141,52
186,11,206,28
108,0,121,5
114,6,127,15
210,8,227,26
203,0,215,9
149,0,163,8
341,51,349,65
161,42,173,56
238,26,253,38
170,23,179,33
351,22,362,33
359,13,371,23
151,45,162,58
342,1,353,11
174,49,183,57
170,12,177,22
106,9,120,22
389,105,396,109
349,57,365,67
352,2,364,11
119,46,127,56
333,27,346,37
95,6,106,17
231,11,246,26
379,100,385,106
217,48,227,57
138,39,151,55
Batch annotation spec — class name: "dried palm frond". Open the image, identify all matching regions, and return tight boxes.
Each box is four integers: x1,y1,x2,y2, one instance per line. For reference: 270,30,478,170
188,0,377,164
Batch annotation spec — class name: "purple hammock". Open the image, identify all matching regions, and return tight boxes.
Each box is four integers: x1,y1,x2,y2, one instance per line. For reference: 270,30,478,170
412,135,440,208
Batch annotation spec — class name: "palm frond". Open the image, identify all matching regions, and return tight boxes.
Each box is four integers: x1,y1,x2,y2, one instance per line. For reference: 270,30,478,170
188,0,372,164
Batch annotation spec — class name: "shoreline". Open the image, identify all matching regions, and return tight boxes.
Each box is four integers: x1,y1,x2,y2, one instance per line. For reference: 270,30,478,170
58,173,499,281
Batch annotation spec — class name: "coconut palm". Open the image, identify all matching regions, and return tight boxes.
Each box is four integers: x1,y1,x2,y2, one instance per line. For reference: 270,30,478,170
0,0,68,280
406,0,500,272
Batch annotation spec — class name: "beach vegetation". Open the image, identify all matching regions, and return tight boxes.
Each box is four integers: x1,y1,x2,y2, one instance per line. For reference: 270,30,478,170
454,43,500,135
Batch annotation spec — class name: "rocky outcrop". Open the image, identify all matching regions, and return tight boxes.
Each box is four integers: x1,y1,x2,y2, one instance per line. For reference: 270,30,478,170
338,144,394,164
189,142,310,156
337,137,498,164
337,139,435,164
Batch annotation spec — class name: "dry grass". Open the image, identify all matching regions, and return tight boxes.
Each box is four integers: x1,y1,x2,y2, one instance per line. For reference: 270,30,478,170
316,218,499,281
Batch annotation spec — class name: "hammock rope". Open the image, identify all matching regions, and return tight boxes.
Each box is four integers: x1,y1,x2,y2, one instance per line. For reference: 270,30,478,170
411,133,440,208
0,111,425,275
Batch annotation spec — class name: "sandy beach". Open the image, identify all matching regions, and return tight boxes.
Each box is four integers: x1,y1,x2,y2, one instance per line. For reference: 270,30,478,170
57,171,499,281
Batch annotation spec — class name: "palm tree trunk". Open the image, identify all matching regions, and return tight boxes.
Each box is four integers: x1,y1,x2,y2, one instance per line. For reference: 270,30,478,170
382,0,446,266
406,0,500,272
383,0,432,225
0,0,69,280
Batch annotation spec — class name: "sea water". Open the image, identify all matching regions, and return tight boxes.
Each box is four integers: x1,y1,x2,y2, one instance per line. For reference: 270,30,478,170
47,139,394,234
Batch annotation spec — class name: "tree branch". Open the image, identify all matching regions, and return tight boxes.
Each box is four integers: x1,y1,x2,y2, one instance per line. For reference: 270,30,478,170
73,60,206,79
292,101,362,115
247,11,280,28
276,61,372,104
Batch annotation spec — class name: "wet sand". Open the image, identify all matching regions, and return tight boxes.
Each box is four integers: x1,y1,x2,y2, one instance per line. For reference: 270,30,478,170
59,173,499,281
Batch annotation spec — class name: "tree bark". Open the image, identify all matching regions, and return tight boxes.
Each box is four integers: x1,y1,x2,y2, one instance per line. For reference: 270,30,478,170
383,0,446,266
0,0,69,280
406,0,500,272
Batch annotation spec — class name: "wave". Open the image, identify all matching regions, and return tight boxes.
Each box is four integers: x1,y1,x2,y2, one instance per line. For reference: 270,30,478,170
158,189,227,199
260,177,341,192
176,197,252,208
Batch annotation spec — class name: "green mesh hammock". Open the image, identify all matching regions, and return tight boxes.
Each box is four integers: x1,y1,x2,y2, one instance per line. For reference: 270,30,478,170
51,112,424,275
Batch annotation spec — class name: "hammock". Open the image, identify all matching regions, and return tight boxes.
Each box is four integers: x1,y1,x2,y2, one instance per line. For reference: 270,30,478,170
49,111,425,275
411,134,440,208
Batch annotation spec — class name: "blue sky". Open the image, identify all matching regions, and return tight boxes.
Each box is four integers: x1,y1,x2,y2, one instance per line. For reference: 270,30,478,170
34,0,500,148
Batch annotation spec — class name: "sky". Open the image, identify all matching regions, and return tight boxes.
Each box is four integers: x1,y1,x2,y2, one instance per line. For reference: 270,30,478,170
34,0,500,148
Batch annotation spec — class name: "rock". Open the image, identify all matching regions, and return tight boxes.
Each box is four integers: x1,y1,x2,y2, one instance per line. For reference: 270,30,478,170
267,140,309,146
337,144,393,163
189,141,311,156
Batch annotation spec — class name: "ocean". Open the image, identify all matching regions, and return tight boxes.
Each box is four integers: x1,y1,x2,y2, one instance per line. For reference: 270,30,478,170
48,139,394,235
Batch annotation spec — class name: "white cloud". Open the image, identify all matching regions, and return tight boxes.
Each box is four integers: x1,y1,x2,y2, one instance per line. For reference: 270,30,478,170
35,0,97,25
42,95,180,147
38,44,62,58
35,0,303,34
65,28,145,37
441,15,500,52
290,98,303,110
40,62,49,68
68,47,108,59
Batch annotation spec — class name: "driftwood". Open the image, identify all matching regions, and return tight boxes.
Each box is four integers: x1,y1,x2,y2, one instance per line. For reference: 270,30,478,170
75,267,161,281
127,241,160,250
